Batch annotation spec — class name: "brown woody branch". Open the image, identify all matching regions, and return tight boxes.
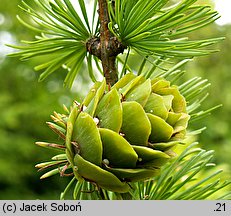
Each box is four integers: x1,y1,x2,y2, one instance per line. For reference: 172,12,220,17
86,0,126,86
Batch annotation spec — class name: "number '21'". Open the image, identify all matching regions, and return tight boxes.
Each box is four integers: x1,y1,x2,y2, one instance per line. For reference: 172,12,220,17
215,203,226,211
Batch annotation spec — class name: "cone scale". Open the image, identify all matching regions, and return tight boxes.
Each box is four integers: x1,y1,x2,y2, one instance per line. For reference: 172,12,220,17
38,74,190,193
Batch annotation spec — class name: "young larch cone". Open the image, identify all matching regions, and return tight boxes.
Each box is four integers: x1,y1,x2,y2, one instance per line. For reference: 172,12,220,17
37,73,190,193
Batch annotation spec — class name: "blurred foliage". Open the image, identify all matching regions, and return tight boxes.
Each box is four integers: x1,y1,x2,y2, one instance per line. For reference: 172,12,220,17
0,0,230,199
185,22,231,175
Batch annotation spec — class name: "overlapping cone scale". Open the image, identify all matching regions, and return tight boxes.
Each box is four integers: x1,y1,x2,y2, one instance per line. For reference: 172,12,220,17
44,74,190,193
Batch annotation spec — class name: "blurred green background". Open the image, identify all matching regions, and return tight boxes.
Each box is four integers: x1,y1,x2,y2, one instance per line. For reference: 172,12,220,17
0,0,230,199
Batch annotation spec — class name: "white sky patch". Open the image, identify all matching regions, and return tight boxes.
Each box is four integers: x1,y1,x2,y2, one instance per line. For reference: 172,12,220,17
0,31,15,63
214,0,231,25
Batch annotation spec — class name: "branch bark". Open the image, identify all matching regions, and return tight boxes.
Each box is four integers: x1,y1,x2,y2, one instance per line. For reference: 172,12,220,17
86,0,126,85
98,0,117,85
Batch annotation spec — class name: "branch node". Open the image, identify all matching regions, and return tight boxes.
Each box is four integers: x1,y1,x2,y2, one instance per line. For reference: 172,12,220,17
85,0,126,86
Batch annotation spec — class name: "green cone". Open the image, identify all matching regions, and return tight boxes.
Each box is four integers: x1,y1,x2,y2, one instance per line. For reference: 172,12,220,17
37,74,190,193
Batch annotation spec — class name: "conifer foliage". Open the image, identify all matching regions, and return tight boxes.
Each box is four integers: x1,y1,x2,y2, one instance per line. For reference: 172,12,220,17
10,0,230,199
